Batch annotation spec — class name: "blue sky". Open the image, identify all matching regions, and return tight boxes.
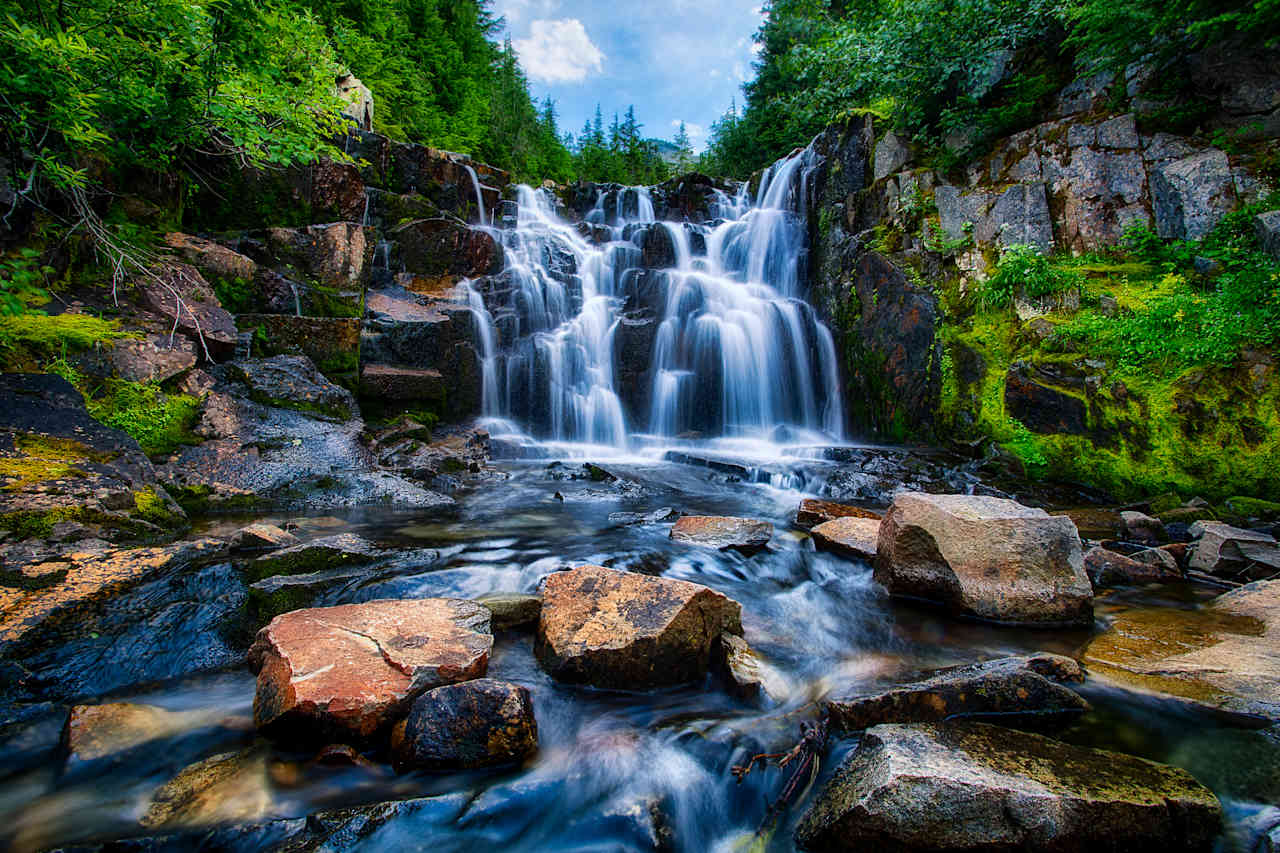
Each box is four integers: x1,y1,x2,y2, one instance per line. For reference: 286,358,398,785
489,0,765,151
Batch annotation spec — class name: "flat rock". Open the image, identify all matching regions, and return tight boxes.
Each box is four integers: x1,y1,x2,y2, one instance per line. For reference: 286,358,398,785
1083,579,1280,722
669,516,772,553
108,334,199,384
477,593,542,631
1085,546,1181,588
608,507,679,526
391,678,537,771
1189,521,1280,579
229,523,299,552
228,355,357,421
825,653,1087,733
247,533,381,581
796,498,881,528
795,721,1222,852
875,493,1092,626
248,598,492,742
536,565,743,689
811,516,880,561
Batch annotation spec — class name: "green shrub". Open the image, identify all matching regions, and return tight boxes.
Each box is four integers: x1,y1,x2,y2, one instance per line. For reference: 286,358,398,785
976,244,1084,311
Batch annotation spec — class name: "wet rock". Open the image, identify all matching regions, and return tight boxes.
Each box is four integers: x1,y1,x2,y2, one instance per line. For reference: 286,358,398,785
142,748,272,829
359,363,445,402
795,721,1222,852
536,565,743,689
136,260,238,358
477,593,541,631
795,498,881,528
246,533,381,581
1084,579,1280,722
1121,510,1166,544
248,598,492,742
1188,521,1280,579
63,702,241,770
247,565,372,627
669,516,772,553
825,654,1088,733
0,373,186,544
106,334,199,384
368,422,492,485
875,493,1092,627
1085,546,1181,587
608,507,679,526
228,355,357,420
236,315,361,377
713,632,785,702
811,516,880,562
393,218,504,284
391,678,537,771
228,523,298,552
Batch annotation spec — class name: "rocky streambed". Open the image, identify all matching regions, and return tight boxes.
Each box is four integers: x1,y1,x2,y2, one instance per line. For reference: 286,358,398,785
1,438,1279,853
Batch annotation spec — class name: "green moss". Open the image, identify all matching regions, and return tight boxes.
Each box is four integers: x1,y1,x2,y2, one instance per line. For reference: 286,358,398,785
0,313,134,370
0,457,86,491
1221,496,1280,521
0,506,152,539
133,487,184,527
86,382,202,456
164,483,263,514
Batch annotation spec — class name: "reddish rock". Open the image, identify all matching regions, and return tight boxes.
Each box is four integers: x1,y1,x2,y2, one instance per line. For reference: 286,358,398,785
248,598,492,743
1085,546,1181,588
796,498,881,528
536,565,743,688
228,523,298,552
137,261,238,358
669,516,772,553
393,218,504,282
163,233,257,284
811,516,880,561
875,493,1092,626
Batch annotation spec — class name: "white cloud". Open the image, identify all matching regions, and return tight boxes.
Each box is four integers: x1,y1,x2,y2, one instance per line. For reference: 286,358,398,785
671,119,706,140
513,19,605,84
492,0,558,27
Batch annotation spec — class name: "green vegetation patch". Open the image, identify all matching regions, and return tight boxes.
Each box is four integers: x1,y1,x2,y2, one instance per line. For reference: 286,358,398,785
86,382,202,457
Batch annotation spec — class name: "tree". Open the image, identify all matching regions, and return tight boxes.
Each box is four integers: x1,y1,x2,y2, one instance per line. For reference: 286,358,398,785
673,122,694,173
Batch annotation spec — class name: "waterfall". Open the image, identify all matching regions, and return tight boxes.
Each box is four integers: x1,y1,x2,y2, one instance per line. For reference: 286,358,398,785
464,164,488,226
468,146,842,450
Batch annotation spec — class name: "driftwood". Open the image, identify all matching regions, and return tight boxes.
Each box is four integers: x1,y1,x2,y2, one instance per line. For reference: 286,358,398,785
731,711,829,837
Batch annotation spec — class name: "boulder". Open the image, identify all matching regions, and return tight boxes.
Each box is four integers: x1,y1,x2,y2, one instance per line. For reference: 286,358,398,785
825,654,1088,733
875,493,1092,626
336,73,374,130
1151,149,1237,241
669,516,772,553
536,565,743,689
392,218,504,284
1189,521,1280,579
795,722,1222,852
1121,510,1166,544
137,260,238,358
247,533,381,581
229,523,299,552
1256,209,1280,261
391,678,537,771
477,593,542,631
163,232,257,284
236,315,361,377
248,598,492,742
106,334,199,384
228,355,357,420
811,516,880,561
1083,579,1280,722
873,131,913,182
714,632,786,702
359,363,446,403
795,498,881,528
246,565,373,627
1085,546,1181,587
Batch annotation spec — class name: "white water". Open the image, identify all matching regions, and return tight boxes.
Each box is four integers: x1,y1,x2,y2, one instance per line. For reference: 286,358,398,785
465,147,843,452
464,164,488,226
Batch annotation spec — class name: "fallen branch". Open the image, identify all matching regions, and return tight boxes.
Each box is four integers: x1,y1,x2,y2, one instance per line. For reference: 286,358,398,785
731,710,829,838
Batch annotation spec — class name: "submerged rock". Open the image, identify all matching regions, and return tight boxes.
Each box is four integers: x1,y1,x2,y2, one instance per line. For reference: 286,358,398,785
875,493,1092,626
248,598,492,742
795,721,1221,852
228,523,299,552
536,565,743,689
795,498,881,528
1085,545,1181,587
810,516,880,562
246,533,382,581
477,593,542,631
825,653,1088,733
391,678,537,771
669,516,772,553
63,702,243,770
1189,520,1280,579
141,748,272,830
1083,579,1280,723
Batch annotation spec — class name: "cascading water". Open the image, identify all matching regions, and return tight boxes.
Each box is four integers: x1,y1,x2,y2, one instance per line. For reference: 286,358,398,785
465,146,842,451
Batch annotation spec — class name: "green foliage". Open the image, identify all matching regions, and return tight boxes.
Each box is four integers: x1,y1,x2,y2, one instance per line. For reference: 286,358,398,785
0,312,132,368
569,104,673,185
86,381,202,456
976,244,1084,311
0,249,53,315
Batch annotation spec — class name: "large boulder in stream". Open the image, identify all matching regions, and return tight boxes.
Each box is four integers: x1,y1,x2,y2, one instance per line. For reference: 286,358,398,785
248,598,493,743
391,678,537,771
669,516,773,553
535,565,743,689
811,516,880,562
825,653,1088,732
795,721,1222,852
1188,520,1280,579
875,493,1092,626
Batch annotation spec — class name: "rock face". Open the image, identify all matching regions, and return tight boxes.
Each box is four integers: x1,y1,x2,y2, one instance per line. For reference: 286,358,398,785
391,678,537,771
229,355,357,420
796,499,881,528
248,598,493,742
875,493,1092,626
669,516,773,552
1084,546,1182,587
535,565,743,689
1189,520,1280,579
1083,579,1280,722
825,654,1088,733
795,722,1222,852
811,516,880,562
